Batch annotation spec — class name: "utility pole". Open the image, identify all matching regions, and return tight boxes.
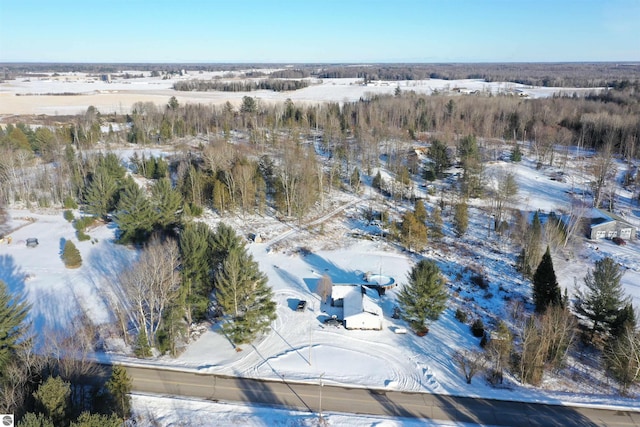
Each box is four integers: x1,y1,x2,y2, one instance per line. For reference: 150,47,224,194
309,300,313,366
318,372,325,422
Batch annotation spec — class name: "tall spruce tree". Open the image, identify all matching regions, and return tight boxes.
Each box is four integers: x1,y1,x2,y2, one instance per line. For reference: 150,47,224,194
414,200,427,224
33,376,70,425
179,222,213,323
429,206,444,239
0,280,29,376
575,257,628,341
106,365,132,420
151,178,183,232
453,201,469,237
398,260,448,332
427,139,450,180
210,222,244,269
532,246,562,313
610,303,637,341
84,167,118,219
114,178,158,244
400,211,427,252
214,230,276,344
457,135,483,198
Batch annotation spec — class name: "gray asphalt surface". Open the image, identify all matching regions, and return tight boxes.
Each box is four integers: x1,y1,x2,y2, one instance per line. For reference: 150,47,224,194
124,365,640,426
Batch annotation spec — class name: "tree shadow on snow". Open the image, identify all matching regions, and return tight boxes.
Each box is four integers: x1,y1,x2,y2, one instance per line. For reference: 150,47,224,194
274,264,311,293
301,252,365,284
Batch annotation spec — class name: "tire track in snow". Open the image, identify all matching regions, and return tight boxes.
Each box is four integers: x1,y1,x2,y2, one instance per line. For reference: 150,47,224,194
266,196,366,249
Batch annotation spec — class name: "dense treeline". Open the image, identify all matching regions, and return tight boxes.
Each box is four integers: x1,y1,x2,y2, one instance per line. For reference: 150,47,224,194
270,68,311,78
314,63,640,87
3,62,639,87
2,86,639,211
173,78,309,92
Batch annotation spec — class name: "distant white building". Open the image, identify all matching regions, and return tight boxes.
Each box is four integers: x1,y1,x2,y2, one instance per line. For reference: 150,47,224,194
331,285,383,330
589,208,635,241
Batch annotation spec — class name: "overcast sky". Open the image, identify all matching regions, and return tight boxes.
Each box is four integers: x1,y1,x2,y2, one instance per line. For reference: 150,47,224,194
0,0,638,63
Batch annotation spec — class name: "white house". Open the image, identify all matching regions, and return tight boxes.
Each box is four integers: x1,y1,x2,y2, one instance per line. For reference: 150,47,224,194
331,285,383,330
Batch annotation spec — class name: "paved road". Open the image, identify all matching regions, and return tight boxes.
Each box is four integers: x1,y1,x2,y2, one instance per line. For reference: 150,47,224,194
124,365,640,426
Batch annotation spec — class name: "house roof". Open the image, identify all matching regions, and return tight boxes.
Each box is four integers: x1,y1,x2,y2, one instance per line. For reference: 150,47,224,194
337,285,382,319
590,208,634,228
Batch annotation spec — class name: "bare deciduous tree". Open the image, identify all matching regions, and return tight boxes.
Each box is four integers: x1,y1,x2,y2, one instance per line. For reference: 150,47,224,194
317,274,333,303
516,315,547,385
121,237,181,347
453,350,486,384
590,140,616,209
43,313,100,410
487,168,518,231
605,325,640,394
540,305,576,371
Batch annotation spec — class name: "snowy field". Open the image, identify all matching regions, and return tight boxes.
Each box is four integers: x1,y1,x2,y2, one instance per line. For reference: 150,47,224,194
0,70,599,115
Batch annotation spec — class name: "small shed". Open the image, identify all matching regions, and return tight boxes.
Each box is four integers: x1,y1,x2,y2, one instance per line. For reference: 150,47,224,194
589,208,635,241
332,285,382,330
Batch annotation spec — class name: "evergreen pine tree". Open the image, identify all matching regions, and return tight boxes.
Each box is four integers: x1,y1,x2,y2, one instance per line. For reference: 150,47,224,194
372,170,383,190
532,246,562,313
453,201,468,237
457,135,483,198
210,222,244,269
427,139,450,180
179,222,213,323
70,412,121,427
215,241,276,344
397,260,448,332
414,200,427,224
429,206,444,239
0,280,29,375
151,178,183,232
400,211,427,252
33,376,70,426
350,167,361,193
575,257,628,341
610,302,636,341
114,178,158,244
17,412,54,427
134,329,152,358
510,143,523,162
84,167,118,219
62,240,82,269
106,365,132,420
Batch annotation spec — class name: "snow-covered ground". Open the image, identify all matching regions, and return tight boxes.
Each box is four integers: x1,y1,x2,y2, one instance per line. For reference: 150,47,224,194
131,393,488,427
0,70,600,115
1,145,639,424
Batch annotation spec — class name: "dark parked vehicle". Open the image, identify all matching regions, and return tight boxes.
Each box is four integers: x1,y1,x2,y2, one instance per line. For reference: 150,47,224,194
26,238,39,248
323,317,342,327
612,237,626,246
296,300,307,311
